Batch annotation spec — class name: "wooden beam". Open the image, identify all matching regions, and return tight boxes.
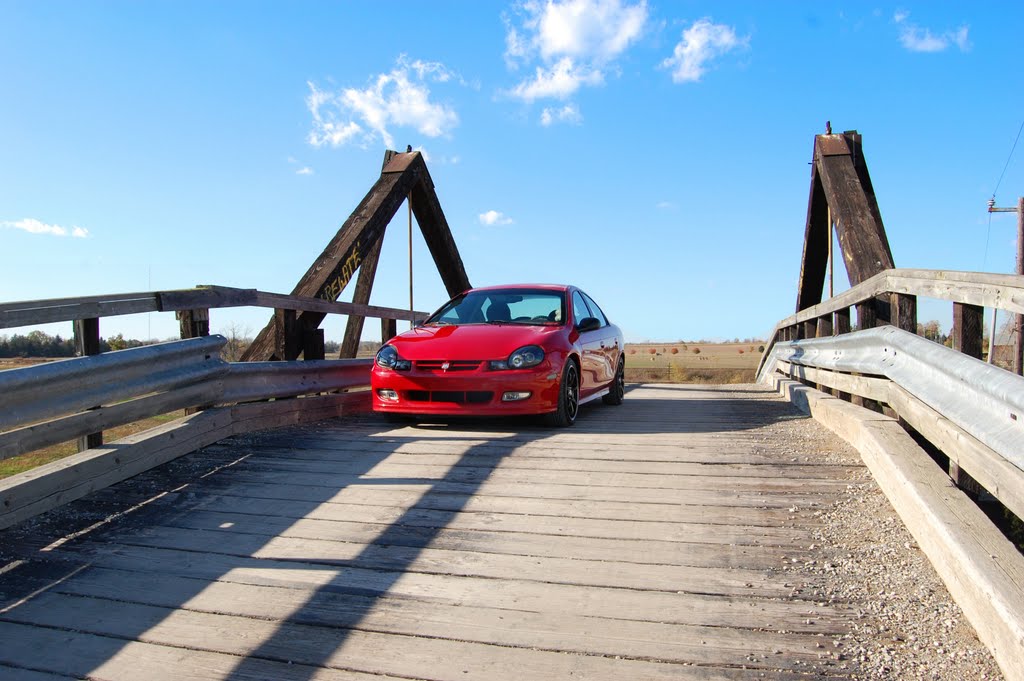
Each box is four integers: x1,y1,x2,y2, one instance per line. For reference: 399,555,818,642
814,132,895,287
73,318,102,451
176,308,210,339
242,152,423,361
952,302,984,360
796,158,831,311
381,318,397,344
340,236,385,358
891,293,917,333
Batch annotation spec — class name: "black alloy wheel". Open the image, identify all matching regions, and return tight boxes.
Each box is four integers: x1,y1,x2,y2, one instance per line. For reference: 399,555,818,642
545,360,580,427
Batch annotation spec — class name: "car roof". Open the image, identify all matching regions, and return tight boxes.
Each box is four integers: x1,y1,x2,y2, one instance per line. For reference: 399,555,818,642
465,283,571,293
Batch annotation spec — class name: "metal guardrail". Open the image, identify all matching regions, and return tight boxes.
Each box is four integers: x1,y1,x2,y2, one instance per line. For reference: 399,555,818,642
0,336,374,530
759,325,1024,524
761,326,1024,469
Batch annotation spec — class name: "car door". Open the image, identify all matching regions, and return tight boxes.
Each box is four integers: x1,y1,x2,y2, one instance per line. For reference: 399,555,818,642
571,290,604,394
579,291,618,385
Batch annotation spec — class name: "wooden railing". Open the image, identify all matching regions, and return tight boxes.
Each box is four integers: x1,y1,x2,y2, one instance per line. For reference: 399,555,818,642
757,268,1024,681
0,285,430,530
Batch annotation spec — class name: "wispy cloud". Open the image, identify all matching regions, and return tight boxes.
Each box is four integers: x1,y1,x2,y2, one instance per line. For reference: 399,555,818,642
661,18,748,83
894,11,970,53
479,210,514,226
295,166,314,175
655,200,676,210
307,55,462,149
2,218,89,238
503,0,648,123
541,104,583,127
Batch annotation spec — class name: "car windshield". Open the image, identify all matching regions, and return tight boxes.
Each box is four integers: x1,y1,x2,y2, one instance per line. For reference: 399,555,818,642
424,289,566,326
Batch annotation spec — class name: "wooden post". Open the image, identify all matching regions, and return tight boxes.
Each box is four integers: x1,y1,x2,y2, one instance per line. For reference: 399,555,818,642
73,318,103,451
891,293,917,333
381,318,397,344
835,308,851,335
176,308,210,339
952,302,984,360
1015,197,1024,375
949,461,983,497
802,320,816,340
856,300,877,330
816,315,833,338
304,328,325,361
275,309,300,361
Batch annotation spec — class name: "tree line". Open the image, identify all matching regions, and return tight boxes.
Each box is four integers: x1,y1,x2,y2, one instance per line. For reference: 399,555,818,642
0,330,148,357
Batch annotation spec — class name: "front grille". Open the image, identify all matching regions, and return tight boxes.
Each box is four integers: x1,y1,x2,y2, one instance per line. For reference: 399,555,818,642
415,360,482,372
406,390,493,404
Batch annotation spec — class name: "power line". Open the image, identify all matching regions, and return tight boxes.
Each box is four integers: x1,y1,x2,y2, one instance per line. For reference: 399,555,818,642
992,117,1024,199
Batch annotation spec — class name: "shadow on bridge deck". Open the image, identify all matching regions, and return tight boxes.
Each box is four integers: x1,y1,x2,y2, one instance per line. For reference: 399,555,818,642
0,383,866,680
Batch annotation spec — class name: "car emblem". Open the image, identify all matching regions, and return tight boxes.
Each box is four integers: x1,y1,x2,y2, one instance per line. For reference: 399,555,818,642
441,361,450,372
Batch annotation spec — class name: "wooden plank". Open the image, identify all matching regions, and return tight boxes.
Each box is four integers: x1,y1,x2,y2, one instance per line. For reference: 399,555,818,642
0,593,823,681
776,360,889,403
0,295,159,330
408,160,472,298
36,566,836,672
175,307,209,339
65,541,849,634
888,384,1024,522
0,409,234,531
0,621,385,681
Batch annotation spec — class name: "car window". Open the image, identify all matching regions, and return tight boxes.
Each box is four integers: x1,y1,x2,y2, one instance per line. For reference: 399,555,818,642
572,291,590,326
580,292,608,327
426,289,565,326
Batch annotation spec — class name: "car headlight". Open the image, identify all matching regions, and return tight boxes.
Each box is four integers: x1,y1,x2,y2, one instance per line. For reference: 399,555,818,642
375,345,410,371
490,345,545,370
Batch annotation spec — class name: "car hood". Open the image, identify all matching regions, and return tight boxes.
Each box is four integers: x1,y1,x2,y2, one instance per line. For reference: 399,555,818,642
388,324,563,360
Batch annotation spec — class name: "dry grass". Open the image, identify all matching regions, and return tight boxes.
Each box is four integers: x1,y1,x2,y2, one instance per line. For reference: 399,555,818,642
624,342,763,384
0,411,186,480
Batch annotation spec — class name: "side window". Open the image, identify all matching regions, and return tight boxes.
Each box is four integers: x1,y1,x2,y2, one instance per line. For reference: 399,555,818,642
571,291,590,326
580,292,608,327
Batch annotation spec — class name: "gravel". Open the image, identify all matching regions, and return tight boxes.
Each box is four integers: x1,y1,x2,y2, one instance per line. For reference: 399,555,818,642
775,416,1005,679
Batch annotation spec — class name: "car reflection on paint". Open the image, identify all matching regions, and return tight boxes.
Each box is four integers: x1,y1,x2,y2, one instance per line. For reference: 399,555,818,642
371,284,625,426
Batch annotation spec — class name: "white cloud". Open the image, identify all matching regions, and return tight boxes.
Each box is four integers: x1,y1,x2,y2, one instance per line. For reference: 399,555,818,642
296,167,314,175
540,103,583,126
662,18,748,83
503,0,648,108
307,55,461,149
511,58,604,101
655,200,675,210
1,218,89,238
894,12,970,53
479,210,514,226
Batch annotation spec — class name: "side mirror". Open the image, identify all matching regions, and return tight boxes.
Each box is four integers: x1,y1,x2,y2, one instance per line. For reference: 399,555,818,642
576,317,601,333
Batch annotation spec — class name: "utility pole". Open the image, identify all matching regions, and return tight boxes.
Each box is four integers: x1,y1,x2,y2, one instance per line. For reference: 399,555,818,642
987,196,1024,375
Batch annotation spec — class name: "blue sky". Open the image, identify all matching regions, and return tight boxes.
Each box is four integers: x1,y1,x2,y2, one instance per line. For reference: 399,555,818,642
2,1,1023,344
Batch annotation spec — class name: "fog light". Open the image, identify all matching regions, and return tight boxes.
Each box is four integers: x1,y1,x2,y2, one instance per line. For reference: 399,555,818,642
502,391,532,402
377,389,399,402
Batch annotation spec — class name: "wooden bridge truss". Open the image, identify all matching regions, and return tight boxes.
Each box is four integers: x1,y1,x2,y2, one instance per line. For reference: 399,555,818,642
241,149,471,362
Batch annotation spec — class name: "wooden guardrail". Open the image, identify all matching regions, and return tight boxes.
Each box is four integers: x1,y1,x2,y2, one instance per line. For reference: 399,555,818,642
0,285,432,531
757,268,1024,681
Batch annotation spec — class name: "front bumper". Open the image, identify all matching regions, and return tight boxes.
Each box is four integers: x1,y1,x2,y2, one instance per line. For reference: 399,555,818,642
371,362,561,416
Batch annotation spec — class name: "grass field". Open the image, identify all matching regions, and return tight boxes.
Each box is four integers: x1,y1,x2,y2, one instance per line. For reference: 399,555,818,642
623,341,765,384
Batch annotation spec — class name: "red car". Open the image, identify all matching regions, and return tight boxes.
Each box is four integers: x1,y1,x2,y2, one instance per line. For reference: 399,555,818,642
371,284,625,426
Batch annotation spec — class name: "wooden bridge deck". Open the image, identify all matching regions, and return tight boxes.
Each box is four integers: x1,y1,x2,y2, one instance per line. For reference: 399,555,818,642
0,384,870,680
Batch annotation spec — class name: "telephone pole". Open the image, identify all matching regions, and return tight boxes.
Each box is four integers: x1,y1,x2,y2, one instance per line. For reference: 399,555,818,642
987,196,1024,375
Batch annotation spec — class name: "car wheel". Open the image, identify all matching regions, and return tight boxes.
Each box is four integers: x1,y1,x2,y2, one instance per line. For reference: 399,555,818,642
544,360,580,427
603,357,625,405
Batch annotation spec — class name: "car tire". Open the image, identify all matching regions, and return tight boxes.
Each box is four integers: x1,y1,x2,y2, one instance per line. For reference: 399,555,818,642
603,357,625,405
544,359,580,427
